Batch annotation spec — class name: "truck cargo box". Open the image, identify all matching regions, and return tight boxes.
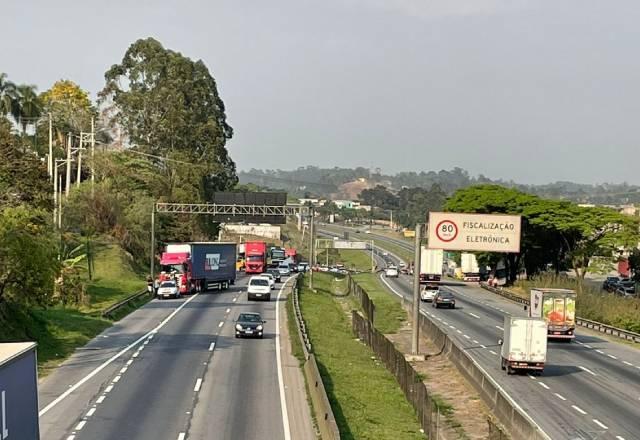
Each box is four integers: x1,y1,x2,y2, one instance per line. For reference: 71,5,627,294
190,242,237,284
529,288,576,339
500,317,547,374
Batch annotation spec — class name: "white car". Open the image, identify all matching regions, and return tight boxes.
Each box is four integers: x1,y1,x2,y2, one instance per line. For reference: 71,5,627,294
421,286,439,302
247,276,271,301
257,273,276,289
157,281,180,299
385,267,399,278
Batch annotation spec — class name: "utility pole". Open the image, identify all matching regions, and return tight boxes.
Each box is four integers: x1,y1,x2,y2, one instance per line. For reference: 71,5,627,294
390,210,393,229
58,174,63,227
53,161,58,225
76,132,82,188
370,240,375,273
411,223,423,355
150,205,156,280
65,133,72,198
91,117,95,195
48,113,53,177
309,208,315,290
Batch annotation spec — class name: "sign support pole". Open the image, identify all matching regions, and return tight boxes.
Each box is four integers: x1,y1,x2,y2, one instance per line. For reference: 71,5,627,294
370,240,375,273
411,223,423,355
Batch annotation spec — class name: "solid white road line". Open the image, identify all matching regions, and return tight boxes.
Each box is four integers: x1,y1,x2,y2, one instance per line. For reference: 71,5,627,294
379,274,404,299
39,292,201,417
194,378,203,392
86,407,96,417
554,393,567,401
578,366,596,376
538,382,550,390
592,419,608,430
75,421,87,430
96,395,106,404
572,405,587,415
275,277,293,440
209,342,216,352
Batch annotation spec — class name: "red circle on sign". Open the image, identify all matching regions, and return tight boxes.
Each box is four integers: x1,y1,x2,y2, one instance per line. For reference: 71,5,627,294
436,220,458,242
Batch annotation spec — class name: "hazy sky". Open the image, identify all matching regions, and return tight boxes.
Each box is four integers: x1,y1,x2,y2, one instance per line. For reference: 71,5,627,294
3,1,640,184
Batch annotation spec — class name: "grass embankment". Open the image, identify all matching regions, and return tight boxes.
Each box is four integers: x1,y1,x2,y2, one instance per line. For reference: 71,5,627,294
0,239,146,376
301,273,423,440
514,273,640,333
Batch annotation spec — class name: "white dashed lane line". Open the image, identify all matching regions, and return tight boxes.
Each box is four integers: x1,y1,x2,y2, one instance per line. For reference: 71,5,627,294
495,325,503,331
468,312,480,319
218,321,224,328
473,339,479,344
578,366,596,376
538,382,550,390
489,350,498,356
86,407,96,417
623,361,633,366
607,354,618,359
105,385,114,393
177,433,186,440
96,395,106,404
593,419,608,430
209,342,216,351
572,405,587,415
463,334,471,339
75,421,87,431
554,393,567,401
194,378,203,392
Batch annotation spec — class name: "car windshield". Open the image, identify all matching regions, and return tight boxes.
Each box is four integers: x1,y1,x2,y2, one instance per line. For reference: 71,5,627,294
439,292,454,298
250,278,269,286
278,264,289,269
160,282,175,288
238,313,262,322
247,255,264,262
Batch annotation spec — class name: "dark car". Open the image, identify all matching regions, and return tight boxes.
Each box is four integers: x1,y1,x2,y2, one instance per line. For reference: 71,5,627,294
602,276,620,292
267,269,282,283
615,279,636,297
432,291,456,309
235,312,266,338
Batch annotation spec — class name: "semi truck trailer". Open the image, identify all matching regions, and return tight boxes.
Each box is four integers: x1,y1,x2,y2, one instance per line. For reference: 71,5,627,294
420,247,444,283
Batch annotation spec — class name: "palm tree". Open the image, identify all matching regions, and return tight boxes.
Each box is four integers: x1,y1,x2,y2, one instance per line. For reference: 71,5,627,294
0,73,17,118
15,84,42,133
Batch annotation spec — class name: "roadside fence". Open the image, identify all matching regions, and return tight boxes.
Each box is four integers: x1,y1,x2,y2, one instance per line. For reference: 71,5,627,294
101,289,148,319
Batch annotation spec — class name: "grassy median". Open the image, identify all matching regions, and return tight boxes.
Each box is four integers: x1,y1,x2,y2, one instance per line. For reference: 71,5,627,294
301,273,423,440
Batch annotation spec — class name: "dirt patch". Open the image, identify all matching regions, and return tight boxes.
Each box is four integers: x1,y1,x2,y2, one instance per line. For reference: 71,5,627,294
387,319,492,439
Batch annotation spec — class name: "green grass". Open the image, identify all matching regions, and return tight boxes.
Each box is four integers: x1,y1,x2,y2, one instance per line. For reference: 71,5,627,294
0,238,146,376
352,273,405,334
286,292,306,364
300,273,423,440
372,239,414,263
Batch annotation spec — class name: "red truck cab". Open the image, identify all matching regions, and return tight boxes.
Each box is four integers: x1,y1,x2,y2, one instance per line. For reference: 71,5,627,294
285,248,298,264
159,251,193,294
245,241,267,274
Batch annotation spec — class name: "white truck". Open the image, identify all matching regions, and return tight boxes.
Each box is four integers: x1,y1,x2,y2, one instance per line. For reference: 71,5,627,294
529,288,576,340
461,253,480,282
499,316,548,375
420,247,443,283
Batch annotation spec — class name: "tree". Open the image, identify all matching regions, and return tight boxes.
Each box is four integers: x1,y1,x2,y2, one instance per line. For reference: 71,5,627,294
0,206,59,307
14,84,42,134
0,118,51,211
396,184,446,227
359,185,398,210
100,38,236,198
0,73,17,118
40,79,94,147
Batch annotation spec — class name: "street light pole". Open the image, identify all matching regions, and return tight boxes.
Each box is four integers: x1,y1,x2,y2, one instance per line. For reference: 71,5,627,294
309,208,315,290
91,117,95,196
76,132,82,188
150,204,156,280
65,133,72,198
411,223,423,355
48,113,53,177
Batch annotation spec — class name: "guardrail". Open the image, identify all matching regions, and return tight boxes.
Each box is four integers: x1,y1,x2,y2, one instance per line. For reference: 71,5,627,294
290,275,341,440
480,283,640,343
101,290,148,319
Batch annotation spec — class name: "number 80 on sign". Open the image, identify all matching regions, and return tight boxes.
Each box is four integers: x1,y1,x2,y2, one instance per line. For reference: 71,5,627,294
435,220,458,242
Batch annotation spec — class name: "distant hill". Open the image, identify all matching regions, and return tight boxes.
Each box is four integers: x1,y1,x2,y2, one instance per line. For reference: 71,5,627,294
238,167,640,205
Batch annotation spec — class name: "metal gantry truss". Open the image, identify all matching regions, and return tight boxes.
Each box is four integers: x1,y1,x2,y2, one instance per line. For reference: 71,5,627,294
155,202,308,217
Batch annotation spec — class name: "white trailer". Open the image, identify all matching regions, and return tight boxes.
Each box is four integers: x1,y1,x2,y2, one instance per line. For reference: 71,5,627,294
420,247,443,283
461,253,480,281
500,316,548,375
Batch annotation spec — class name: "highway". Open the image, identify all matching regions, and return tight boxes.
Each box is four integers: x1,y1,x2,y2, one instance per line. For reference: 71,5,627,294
320,225,640,440
38,276,298,440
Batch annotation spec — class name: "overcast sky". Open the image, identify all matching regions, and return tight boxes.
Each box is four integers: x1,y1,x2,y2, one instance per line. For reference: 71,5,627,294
3,1,640,184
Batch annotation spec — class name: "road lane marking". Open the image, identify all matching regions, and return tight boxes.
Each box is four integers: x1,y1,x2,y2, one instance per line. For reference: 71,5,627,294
177,433,186,440
96,395,106,404
584,344,592,349
232,297,237,302
596,350,604,354
132,351,140,358
572,405,587,415
473,340,479,344
86,407,96,417
592,419,608,430
126,360,133,366
66,436,75,440
448,325,455,329
528,374,536,380
623,361,633,366
379,274,404,298
456,330,462,334
119,367,128,374
463,334,471,339
112,375,121,383
468,312,480,319
218,321,224,328
607,354,617,359
480,345,487,349
275,277,293,440
105,385,114,393
39,292,202,416
489,350,497,355
226,308,231,313
575,341,584,345
75,421,86,430
578,366,596,376
194,378,203,392
538,382,550,390
495,326,503,331
209,342,215,351
554,393,566,401
616,436,626,440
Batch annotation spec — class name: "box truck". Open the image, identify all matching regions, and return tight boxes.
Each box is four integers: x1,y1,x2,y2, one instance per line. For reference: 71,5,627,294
158,242,237,293
461,253,480,282
529,288,577,340
245,241,267,274
499,316,548,374
0,342,39,439
420,247,444,283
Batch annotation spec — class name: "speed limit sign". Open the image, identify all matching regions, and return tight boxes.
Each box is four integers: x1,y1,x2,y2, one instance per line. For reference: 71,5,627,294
435,220,458,242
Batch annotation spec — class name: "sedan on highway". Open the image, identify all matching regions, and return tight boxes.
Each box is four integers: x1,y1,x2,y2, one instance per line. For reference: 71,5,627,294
602,276,620,292
420,284,439,302
385,266,399,278
235,312,266,338
257,273,276,289
157,281,180,299
432,291,456,309
277,262,291,277
247,276,271,301
267,268,282,283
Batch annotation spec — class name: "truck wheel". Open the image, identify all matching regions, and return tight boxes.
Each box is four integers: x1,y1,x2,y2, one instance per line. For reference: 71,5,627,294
500,358,506,371
506,365,514,375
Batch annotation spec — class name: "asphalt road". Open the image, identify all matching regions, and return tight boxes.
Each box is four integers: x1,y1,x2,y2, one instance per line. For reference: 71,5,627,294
39,275,292,440
320,225,640,440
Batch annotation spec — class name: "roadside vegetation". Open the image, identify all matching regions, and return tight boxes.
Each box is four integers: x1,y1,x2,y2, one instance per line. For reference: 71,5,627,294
300,272,424,439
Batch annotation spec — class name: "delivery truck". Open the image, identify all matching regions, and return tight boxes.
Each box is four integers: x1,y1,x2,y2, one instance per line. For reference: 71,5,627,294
0,342,39,439
245,241,267,274
420,247,444,283
461,253,480,282
499,316,548,375
529,288,576,340
158,242,237,293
